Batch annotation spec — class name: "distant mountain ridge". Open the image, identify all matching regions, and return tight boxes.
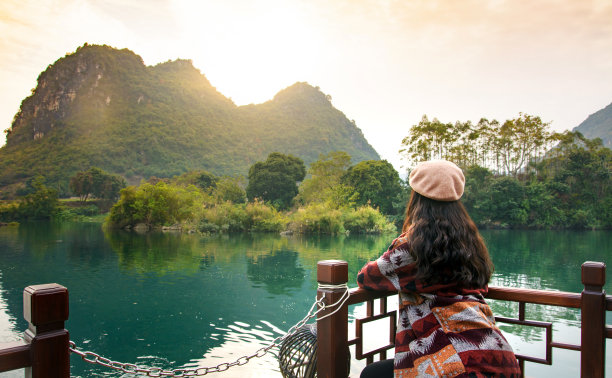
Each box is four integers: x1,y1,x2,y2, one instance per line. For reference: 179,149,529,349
0,44,379,197
573,102,612,148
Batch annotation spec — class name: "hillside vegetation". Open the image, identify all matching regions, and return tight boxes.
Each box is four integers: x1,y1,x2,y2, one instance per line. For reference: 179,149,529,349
0,44,378,198
573,102,612,148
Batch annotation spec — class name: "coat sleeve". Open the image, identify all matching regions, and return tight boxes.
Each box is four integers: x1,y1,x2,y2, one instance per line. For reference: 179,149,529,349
357,235,420,293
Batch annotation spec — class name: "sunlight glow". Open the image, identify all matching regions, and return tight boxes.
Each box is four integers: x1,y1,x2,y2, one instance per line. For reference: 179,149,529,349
171,0,322,105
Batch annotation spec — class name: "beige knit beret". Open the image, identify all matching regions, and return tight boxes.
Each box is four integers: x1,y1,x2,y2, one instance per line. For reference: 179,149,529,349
409,160,465,201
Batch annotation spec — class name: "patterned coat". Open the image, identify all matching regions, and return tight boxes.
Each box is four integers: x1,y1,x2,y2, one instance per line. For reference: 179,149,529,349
357,233,521,378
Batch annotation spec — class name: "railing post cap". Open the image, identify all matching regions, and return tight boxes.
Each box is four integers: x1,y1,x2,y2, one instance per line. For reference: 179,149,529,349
24,283,69,326
582,261,606,287
317,260,348,284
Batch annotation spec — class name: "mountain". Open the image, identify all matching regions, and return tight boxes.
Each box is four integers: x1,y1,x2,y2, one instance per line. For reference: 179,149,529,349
0,44,379,197
572,102,612,148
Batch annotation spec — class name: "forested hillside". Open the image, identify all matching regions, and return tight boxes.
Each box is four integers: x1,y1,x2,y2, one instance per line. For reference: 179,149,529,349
573,102,612,148
0,44,379,197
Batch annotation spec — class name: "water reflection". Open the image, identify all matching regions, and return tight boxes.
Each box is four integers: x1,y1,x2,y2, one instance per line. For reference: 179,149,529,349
0,224,610,377
247,250,305,295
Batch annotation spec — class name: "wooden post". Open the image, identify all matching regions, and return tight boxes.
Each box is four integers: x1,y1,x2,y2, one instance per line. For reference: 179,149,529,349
23,284,70,378
580,261,606,378
317,260,349,378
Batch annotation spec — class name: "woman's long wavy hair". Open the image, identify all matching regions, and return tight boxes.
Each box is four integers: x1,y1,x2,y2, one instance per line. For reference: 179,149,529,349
402,191,493,289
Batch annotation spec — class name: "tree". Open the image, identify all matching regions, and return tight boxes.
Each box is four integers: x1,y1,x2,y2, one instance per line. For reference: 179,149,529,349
17,176,59,219
538,131,612,227
246,152,306,210
69,171,94,202
494,113,552,177
400,113,555,176
213,176,246,204
70,167,126,202
298,151,352,205
341,160,403,215
480,176,528,225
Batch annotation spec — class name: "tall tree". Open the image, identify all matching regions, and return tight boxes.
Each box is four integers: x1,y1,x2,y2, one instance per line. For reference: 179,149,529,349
246,152,306,210
341,160,403,215
70,167,126,202
400,113,554,176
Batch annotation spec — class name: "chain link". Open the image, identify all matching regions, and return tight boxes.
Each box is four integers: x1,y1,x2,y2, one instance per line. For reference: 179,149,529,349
69,285,349,376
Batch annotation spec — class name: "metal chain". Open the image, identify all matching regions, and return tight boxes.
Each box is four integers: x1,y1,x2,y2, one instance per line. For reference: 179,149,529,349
69,285,349,376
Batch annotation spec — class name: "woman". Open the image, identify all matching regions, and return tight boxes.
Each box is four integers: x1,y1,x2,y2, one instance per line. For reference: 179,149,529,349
358,160,520,378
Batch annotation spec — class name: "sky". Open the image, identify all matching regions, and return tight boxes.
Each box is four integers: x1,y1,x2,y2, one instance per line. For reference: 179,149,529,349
1,0,612,172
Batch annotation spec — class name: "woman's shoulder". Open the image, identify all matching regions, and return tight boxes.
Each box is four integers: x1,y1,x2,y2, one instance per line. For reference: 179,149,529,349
388,232,411,251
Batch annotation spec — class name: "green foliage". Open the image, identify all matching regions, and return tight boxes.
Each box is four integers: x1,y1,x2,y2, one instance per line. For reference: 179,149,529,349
341,160,404,215
399,116,611,230
0,46,379,198
198,201,249,233
343,206,398,234
212,176,246,204
0,177,60,221
573,101,612,149
400,113,554,176
18,177,60,220
70,167,126,202
173,170,218,192
246,153,306,210
481,176,528,226
54,204,101,222
106,182,202,228
288,203,345,234
244,200,288,232
298,151,352,205
287,203,396,234
198,200,287,233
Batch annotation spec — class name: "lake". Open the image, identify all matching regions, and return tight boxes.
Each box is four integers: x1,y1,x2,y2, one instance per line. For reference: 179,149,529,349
0,222,610,377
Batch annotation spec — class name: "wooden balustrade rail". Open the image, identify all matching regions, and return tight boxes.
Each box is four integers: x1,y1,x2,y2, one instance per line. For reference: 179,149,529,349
0,284,69,377
0,262,606,377
316,260,608,378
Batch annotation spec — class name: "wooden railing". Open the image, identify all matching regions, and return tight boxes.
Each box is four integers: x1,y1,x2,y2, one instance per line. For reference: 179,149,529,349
0,283,70,377
0,262,607,377
316,260,609,378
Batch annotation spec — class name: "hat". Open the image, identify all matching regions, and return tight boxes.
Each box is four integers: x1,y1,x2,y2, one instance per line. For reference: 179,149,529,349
409,160,465,201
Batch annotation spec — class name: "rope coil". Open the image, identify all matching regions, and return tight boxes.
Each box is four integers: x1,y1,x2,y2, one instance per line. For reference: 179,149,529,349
69,284,351,376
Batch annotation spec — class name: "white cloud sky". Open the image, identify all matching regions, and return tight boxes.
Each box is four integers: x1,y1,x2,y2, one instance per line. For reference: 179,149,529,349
1,0,611,172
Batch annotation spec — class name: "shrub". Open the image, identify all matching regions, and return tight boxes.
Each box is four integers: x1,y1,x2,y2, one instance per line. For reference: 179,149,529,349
199,201,248,232
244,200,287,232
288,203,344,234
343,205,397,234
106,182,202,228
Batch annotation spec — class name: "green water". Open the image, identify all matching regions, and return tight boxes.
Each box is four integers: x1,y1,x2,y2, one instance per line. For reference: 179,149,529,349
0,222,610,377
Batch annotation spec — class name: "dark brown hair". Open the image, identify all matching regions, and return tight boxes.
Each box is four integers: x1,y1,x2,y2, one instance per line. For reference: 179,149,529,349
402,191,493,288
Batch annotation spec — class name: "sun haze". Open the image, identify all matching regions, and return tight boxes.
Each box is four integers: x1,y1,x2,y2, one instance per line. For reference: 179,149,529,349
1,0,611,171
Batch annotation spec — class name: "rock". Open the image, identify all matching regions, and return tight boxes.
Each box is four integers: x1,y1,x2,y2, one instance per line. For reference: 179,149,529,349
133,223,150,233
161,224,182,232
